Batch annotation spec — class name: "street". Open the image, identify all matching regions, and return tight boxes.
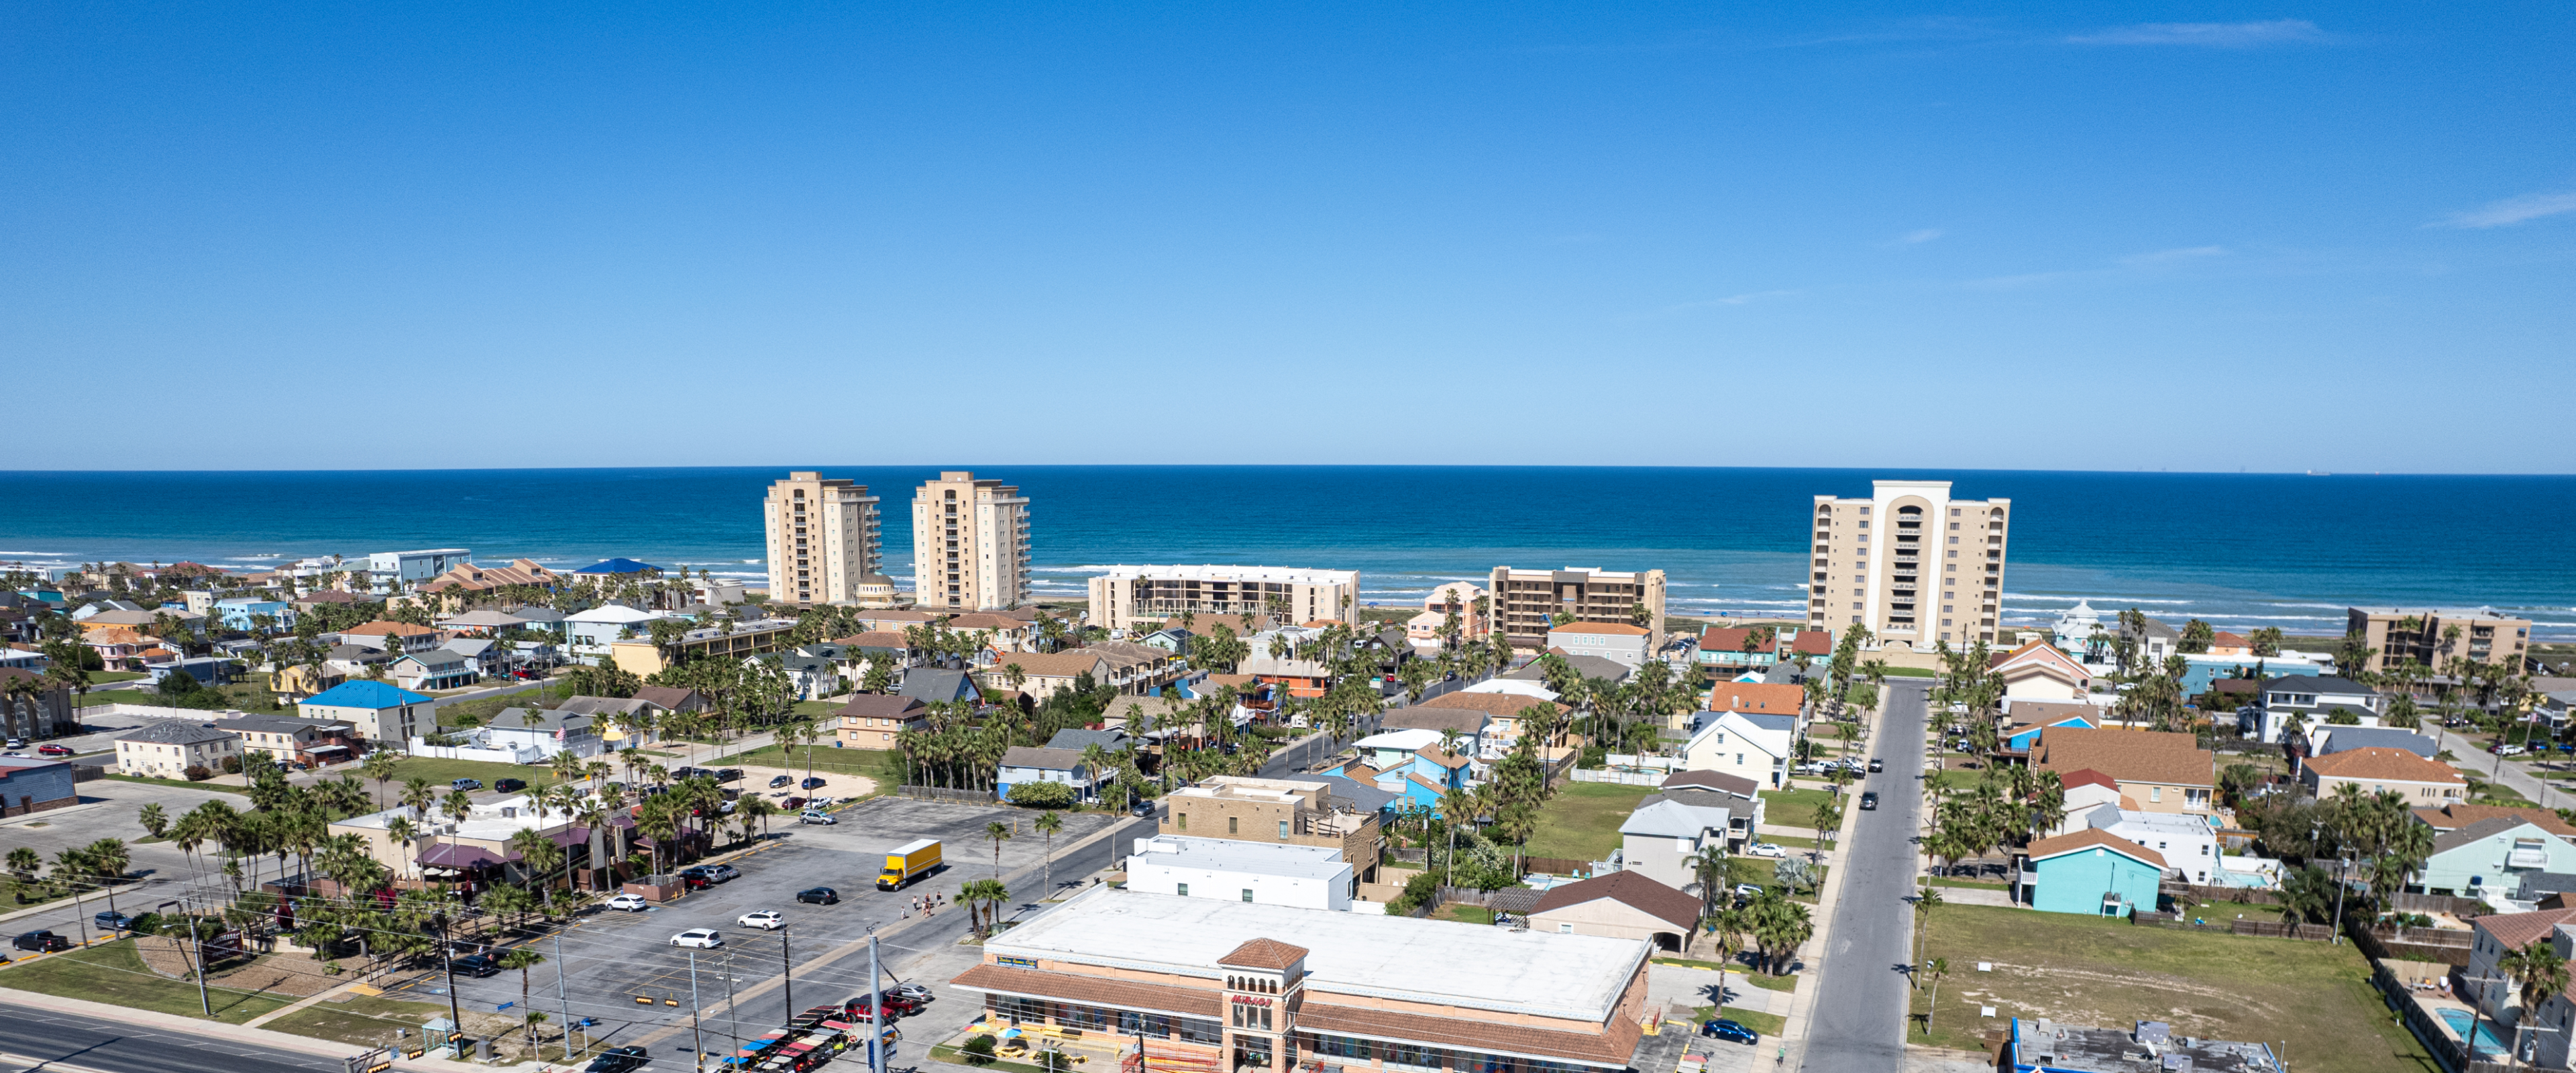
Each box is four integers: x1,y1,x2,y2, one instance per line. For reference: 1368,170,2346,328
0,1001,344,1073
1798,680,1927,1073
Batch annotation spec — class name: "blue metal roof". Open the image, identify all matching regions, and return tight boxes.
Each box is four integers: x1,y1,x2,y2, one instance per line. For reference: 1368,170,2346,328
574,558,665,575
301,680,433,709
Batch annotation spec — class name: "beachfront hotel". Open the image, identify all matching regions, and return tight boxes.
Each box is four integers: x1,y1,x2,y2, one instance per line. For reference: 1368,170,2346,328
1807,479,2010,654
1487,567,1666,653
951,885,1650,1073
2344,606,2532,675
911,471,1032,611
761,471,884,607
1086,565,1362,632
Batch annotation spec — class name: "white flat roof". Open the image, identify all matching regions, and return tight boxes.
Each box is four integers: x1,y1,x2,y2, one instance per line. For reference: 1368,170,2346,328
1093,565,1358,585
989,887,1646,1023
1130,835,1346,880
1354,728,1443,750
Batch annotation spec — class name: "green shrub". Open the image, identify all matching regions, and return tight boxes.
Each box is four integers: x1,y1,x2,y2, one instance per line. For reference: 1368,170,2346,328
182,765,211,781
1006,781,1076,809
1388,871,1442,914
961,1035,998,1066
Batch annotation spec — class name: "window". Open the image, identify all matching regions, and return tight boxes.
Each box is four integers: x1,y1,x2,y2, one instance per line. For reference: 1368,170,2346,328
1177,883,1189,897
1242,889,1254,902
1228,816,1238,834
2150,787,2163,802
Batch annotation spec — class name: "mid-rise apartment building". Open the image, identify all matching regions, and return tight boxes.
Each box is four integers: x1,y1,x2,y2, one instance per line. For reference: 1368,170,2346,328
368,549,472,591
2346,607,2532,675
1087,565,1360,632
1807,480,2010,652
912,471,1032,611
1159,775,1383,882
761,471,884,607
1487,567,1666,652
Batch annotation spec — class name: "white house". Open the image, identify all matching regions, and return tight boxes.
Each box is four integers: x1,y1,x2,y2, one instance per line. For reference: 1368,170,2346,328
480,706,602,759
1123,834,1354,911
2241,675,2383,744
1682,710,1796,789
564,604,667,665
2083,805,2223,885
1617,795,1735,893
1544,622,1653,669
390,651,476,691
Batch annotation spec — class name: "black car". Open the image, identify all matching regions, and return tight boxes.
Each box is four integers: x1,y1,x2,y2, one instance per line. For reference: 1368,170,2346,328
453,953,502,977
1859,791,1880,811
797,887,839,905
495,778,527,793
800,776,827,790
716,768,743,783
770,775,794,789
1701,1019,1759,1045
586,1045,649,1073
94,911,135,932
1866,758,1884,773
12,931,70,952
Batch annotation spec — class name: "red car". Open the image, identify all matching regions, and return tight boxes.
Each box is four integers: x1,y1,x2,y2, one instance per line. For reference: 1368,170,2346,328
782,796,808,810
36,744,74,756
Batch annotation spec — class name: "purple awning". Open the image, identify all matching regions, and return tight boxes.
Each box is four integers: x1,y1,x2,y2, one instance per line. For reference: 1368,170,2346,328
417,843,512,868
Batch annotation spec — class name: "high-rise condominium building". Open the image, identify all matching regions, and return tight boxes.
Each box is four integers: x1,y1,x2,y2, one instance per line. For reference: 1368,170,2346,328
1086,565,1361,632
912,471,1032,611
762,471,882,607
1808,480,2009,650
2345,608,2531,675
1487,567,1666,651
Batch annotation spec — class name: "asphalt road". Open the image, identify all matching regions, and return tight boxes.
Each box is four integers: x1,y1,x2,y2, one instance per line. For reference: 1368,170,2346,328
0,1001,343,1073
1798,680,1928,1073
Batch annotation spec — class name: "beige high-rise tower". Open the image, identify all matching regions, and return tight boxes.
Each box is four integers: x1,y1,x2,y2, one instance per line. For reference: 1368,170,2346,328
1807,479,2010,653
912,471,1032,610
762,471,883,606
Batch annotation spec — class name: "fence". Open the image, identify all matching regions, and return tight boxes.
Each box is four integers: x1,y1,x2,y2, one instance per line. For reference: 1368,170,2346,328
2373,960,2502,1073
2228,919,2334,942
1571,769,1669,787
1519,856,1595,877
896,785,997,804
2391,891,2492,917
2161,882,2283,907
2353,923,2476,968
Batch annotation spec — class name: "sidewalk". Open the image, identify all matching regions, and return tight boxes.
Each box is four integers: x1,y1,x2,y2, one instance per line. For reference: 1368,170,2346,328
0,985,534,1073
1771,703,1876,1066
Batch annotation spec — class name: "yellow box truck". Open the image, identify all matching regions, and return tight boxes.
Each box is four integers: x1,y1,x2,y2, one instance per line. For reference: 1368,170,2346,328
876,838,943,890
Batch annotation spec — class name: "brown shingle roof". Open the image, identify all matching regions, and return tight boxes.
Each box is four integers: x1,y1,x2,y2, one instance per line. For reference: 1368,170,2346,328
1417,692,1568,719
2413,803,2576,838
1415,747,1470,770
1529,870,1700,931
1002,651,1109,678
1381,708,1489,735
837,694,928,720
2475,907,2576,952
633,685,703,712
1297,999,1639,1068
2304,747,2464,785
1662,770,1760,797
1216,938,1309,970
345,620,441,637
830,631,913,649
2035,728,2213,789
2027,828,2167,869
953,962,1219,1018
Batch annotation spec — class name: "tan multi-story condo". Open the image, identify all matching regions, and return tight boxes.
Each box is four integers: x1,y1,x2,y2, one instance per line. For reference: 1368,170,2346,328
1487,567,1666,652
912,471,1032,611
762,471,883,607
2346,607,2532,675
1808,479,2010,655
1087,565,1361,632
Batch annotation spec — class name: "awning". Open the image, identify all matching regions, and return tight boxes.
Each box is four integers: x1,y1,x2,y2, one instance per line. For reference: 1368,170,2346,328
307,744,350,754
417,843,512,868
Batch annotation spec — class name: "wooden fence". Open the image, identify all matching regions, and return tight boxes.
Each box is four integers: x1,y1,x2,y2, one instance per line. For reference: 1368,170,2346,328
2161,882,2282,907
2228,919,2334,942
2353,923,2476,968
1520,856,1596,877
2391,891,2492,917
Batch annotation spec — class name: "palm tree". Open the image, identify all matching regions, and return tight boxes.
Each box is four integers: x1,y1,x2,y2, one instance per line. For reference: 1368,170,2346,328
2504,938,2571,1061
498,947,546,1048
1435,786,1477,886
1921,958,1951,1033
86,838,129,921
364,749,401,810
1032,811,1063,899
1687,846,1731,923
138,803,169,840
1911,887,1943,988
386,815,421,878
986,821,1012,878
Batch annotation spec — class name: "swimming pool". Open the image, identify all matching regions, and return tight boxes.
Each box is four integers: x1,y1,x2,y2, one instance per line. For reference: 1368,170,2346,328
2436,1006,2510,1061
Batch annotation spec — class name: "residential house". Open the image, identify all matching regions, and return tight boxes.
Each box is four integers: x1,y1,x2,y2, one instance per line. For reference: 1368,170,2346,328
437,608,534,637
2119,614,2183,667
1697,681,1807,734
2240,675,2383,744
2415,816,2576,896
1415,583,1487,641
898,667,983,707
996,746,1107,801
267,662,346,703
2415,803,2576,838
1081,639,1185,695
634,685,705,714
1527,870,1701,951
2021,828,2165,917
1156,775,1383,880
989,651,1106,701
291,589,361,613
1379,705,1491,756
82,626,159,671
2033,729,2214,816
0,756,78,817
479,707,602,759
1140,627,1194,655
341,620,450,655
1238,649,1332,700
2002,1020,2277,1073
2002,701,2100,752
837,694,928,749
2040,769,2129,836
1637,781,1762,851
1990,640,2093,700
2312,726,2438,758
828,631,919,675
0,667,76,742
1375,746,1472,809
1681,710,1797,789
1499,653,1631,691
1047,727,1133,756
1351,728,1446,773
211,598,296,632
1123,834,1354,911
417,560,562,604
298,680,435,745
946,612,1036,653
780,644,845,700
608,616,798,677
2078,805,2222,885
1617,795,1735,892
2206,631,2254,658
564,604,667,665
223,714,362,767
552,695,666,748
2299,747,2465,802
2465,907,2576,1029
1546,622,1653,669
115,720,242,779
324,642,393,679
390,649,476,691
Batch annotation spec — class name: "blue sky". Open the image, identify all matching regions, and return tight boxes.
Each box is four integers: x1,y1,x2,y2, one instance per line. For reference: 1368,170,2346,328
4,3,2570,472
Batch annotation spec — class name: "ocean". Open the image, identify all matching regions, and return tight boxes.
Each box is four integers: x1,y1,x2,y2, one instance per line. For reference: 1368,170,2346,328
3,466,2571,639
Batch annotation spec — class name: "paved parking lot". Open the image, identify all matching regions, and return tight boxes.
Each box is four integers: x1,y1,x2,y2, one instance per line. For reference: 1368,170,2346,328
0,776,241,936
379,797,1129,1061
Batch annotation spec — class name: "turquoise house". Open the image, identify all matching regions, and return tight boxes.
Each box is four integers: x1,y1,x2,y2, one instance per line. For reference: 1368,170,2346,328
2023,830,2165,917
2414,817,2576,895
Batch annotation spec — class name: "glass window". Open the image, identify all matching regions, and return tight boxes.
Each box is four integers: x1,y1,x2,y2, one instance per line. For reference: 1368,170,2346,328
1120,1011,1172,1038
1177,1017,1223,1045
1177,883,1189,897
1385,1043,1445,1071
1242,889,1254,902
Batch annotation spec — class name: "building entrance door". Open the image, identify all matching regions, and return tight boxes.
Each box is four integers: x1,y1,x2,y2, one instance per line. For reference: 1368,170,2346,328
1232,1034,1273,1073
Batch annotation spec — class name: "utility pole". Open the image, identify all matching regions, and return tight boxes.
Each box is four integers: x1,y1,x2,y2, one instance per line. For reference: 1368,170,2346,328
438,916,464,1058
553,929,574,1062
868,925,884,1073
724,948,741,1052
176,898,211,1017
2330,854,2351,945
781,923,793,1019
689,950,706,1073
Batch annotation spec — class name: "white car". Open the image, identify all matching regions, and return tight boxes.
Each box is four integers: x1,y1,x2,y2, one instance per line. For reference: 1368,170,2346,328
1747,843,1788,858
799,811,837,826
605,894,650,912
671,928,724,949
738,911,785,931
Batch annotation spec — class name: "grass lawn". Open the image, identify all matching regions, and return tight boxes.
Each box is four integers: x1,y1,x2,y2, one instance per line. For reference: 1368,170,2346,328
1927,768,1982,791
265,993,459,1048
1757,788,1835,830
99,774,248,794
1435,903,1495,925
1525,783,1655,860
0,940,294,1023
1762,834,1818,849
379,755,566,791
729,744,904,787
1907,904,2436,1072
1929,877,2009,891
1729,856,1826,901
76,689,157,707
792,699,841,718
1739,971,1797,993
437,683,579,726
1687,1004,1786,1038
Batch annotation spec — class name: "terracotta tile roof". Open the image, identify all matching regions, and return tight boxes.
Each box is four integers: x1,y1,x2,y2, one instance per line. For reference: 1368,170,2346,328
1417,692,1570,718
1699,627,1778,654
2035,728,2213,789
1550,622,1650,636
1530,870,1700,931
2027,828,2166,869
2413,803,2576,838
2303,747,2464,785
1001,651,1109,678
1415,747,1470,770
1298,999,1639,1068
1217,938,1309,970
2475,907,2576,952
829,631,912,649
1201,673,1256,687
2056,769,2120,792
1786,631,1833,656
344,620,442,637
2211,632,2249,648
952,962,1220,1017
1704,682,1805,715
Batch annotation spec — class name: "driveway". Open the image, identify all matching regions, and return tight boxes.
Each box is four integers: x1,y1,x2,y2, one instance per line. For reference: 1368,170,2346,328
1796,679,1928,1072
